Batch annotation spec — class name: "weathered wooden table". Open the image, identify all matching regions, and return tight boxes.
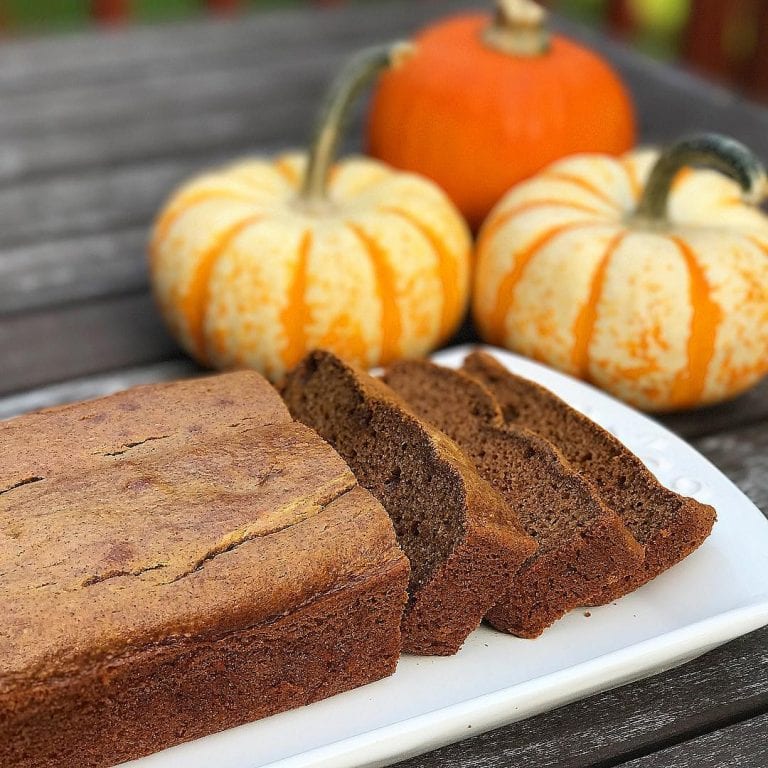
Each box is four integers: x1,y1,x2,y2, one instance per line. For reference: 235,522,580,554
1,2,766,766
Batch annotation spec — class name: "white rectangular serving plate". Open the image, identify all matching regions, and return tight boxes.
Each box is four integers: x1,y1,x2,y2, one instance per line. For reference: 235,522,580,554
123,344,768,768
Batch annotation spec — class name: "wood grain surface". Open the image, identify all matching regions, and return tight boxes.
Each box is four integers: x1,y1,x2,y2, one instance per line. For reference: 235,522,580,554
620,713,768,767
2,0,768,406
0,2,766,765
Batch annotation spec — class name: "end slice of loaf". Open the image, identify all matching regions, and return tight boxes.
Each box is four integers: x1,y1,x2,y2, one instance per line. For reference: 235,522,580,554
463,351,716,603
384,359,643,638
282,350,536,654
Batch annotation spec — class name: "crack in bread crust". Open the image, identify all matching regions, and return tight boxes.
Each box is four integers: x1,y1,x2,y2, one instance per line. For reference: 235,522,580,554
0,476,45,496
99,436,170,457
162,477,358,585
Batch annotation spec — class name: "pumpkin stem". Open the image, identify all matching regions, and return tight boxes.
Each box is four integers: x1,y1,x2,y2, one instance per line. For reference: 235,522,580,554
636,133,767,222
484,0,550,57
300,41,414,206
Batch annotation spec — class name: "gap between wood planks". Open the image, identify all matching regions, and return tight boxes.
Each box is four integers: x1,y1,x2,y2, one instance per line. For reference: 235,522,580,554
590,701,768,768
616,711,768,767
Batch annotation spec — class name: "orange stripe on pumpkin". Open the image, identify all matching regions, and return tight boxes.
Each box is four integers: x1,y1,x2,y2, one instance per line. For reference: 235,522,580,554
570,232,626,379
671,167,693,190
543,171,622,210
346,223,402,365
476,199,602,257
620,158,641,201
479,222,597,346
273,156,300,187
746,235,768,256
279,230,313,371
669,236,722,407
151,188,256,257
180,214,264,366
379,206,460,343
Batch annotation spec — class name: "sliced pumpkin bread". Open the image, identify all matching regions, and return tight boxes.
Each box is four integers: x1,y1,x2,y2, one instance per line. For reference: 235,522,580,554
384,359,643,637
463,351,716,603
282,350,536,655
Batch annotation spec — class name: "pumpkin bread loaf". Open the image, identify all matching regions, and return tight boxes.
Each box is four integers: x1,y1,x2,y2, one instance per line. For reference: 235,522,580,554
0,372,409,768
282,350,537,654
383,359,642,637
0,370,289,484
463,350,716,602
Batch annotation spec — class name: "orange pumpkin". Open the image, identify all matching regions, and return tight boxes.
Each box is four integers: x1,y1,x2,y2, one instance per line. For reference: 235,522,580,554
473,133,768,411
366,0,635,229
149,43,471,381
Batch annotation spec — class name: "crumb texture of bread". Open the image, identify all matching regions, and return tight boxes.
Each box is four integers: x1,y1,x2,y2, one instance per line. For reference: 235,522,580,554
282,350,535,655
463,351,716,602
384,359,642,637
0,372,409,768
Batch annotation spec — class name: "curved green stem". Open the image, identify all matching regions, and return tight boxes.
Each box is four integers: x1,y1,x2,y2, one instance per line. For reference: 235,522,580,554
636,133,767,222
300,41,414,206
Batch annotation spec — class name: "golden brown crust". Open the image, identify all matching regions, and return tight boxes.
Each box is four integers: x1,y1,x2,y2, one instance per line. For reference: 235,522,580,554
4,554,408,768
0,370,289,489
0,372,409,767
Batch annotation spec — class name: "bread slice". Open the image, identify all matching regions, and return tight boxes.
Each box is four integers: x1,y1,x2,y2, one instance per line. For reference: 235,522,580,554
384,359,643,637
282,350,536,654
1,372,409,768
463,350,716,603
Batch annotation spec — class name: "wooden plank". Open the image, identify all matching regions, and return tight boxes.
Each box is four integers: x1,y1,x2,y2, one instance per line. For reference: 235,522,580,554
619,712,768,767
0,50,360,137
659,378,768,441
0,3,467,92
693,420,768,514
0,157,205,250
0,292,180,395
0,10,332,90
0,228,148,314
0,358,200,420
2,1,768,396
0,93,315,184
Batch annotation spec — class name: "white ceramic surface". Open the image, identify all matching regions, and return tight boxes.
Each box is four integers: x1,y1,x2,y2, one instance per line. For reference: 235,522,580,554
122,344,768,768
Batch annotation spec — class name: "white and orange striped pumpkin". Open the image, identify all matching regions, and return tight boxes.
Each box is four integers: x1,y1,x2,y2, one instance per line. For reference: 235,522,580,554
473,133,768,411
149,44,471,381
